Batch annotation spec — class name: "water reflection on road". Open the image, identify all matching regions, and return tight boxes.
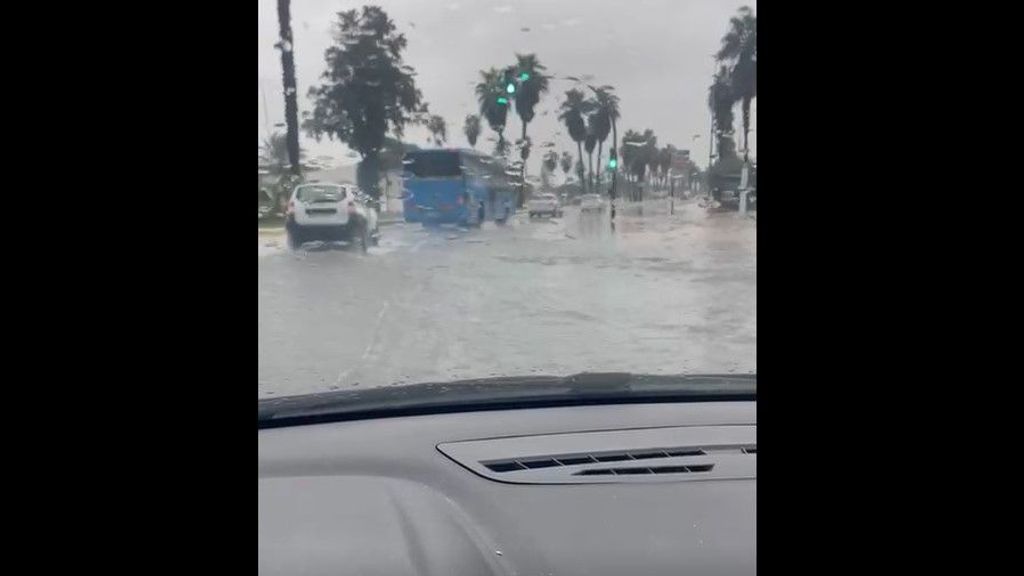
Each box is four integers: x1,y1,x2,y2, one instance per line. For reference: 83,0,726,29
258,199,755,398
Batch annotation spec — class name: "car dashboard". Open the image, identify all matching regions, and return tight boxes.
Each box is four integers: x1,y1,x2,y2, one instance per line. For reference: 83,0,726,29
259,399,756,575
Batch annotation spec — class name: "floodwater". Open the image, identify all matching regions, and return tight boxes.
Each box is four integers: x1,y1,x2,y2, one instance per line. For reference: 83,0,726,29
258,198,755,398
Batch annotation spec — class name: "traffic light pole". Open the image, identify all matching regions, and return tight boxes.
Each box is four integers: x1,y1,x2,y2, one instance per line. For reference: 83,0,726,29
609,146,617,230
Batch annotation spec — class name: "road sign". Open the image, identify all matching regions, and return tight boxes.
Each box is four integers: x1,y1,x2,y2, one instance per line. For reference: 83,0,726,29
671,150,691,172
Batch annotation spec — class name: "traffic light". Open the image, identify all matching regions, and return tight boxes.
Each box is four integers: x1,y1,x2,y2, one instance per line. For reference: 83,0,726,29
608,158,617,170
496,96,509,106
503,67,517,95
519,72,530,81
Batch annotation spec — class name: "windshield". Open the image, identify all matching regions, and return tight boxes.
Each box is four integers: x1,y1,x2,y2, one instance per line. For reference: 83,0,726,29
259,1,756,399
404,151,463,178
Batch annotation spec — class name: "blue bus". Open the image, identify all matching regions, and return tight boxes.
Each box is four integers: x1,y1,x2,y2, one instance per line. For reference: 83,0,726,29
401,149,517,226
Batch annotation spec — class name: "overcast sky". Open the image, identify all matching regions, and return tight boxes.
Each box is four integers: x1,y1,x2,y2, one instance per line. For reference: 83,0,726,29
258,0,756,172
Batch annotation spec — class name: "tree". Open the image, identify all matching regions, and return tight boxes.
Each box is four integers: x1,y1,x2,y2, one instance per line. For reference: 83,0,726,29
276,0,301,177
476,67,511,151
708,66,736,163
559,89,592,193
379,136,420,172
493,136,511,158
643,130,659,190
584,122,597,193
717,6,756,163
541,150,558,189
620,129,639,181
304,6,425,199
511,54,550,190
463,114,481,148
621,129,656,200
543,150,558,173
259,132,306,175
587,97,611,192
592,86,621,198
560,151,573,177
260,131,309,207
658,145,674,189
427,115,447,146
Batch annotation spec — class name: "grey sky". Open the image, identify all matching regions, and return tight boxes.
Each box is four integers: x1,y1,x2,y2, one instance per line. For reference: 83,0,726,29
258,0,756,172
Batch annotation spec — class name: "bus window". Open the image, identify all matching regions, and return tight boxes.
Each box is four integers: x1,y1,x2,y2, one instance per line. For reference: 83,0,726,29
404,151,462,178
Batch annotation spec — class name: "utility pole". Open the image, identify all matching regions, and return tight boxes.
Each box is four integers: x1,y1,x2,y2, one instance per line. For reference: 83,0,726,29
276,0,301,177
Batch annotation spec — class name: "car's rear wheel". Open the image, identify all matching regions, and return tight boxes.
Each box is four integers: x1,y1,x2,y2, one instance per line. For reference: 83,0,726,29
286,230,302,251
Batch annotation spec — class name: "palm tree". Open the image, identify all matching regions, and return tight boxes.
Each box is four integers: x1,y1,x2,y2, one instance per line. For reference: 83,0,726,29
584,122,597,193
463,114,481,148
512,54,550,169
621,129,641,197
276,0,301,176
644,136,659,190
541,150,558,189
427,115,447,147
637,129,657,198
588,103,611,192
543,150,558,173
493,138,510,158
658,146,674,190
558,89,591,193
621,129,639,177
476,68,510,151
708,66,736,162
592,86,621,198
560,151,573,178
717,6,756,162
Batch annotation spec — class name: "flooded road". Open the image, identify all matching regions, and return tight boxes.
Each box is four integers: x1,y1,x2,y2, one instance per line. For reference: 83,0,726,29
258,199,755,398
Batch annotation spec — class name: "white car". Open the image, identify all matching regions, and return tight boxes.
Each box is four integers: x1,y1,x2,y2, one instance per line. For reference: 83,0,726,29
579,193,606,212
285,183,379,251
527,193,563,218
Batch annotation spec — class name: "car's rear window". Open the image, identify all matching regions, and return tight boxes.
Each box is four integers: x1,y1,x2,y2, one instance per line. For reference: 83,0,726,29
296,185,345,202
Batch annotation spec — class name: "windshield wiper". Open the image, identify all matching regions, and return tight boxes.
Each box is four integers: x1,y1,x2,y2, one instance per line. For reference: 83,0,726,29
258,372,755,429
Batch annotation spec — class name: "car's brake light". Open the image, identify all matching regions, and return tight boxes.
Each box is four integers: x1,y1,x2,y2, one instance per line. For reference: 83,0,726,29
286,201,295,215
346,202,357,214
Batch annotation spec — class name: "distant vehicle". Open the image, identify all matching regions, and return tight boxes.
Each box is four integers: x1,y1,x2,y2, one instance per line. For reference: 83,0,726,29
527,193,562,218
285,183,379,252
401,149,517,226
579,193,605,212
717,188,740,209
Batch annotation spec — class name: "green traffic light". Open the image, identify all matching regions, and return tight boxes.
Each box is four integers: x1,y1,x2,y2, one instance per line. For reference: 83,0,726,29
496,96,509,105
519,72,530,81
506,83,516,94
608,158,618,169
